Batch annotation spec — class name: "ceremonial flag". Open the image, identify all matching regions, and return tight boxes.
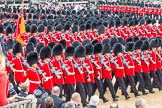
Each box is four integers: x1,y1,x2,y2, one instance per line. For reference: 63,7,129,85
15,11,26,46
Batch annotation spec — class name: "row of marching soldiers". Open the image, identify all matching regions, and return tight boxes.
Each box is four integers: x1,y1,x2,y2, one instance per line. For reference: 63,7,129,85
5,34,162,106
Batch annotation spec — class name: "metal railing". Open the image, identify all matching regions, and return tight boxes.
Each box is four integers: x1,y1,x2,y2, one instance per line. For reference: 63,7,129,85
3,98,36,108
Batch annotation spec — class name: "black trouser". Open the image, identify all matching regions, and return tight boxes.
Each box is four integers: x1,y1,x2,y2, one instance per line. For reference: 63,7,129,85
76,82,87,105
66,84,75,102
84,83,93,101
9,72,17,92
92,78,105,99
150,71,162,89
125,76,138,96
103,78,117,99
143,73,153,92
45,89,52,95
156,69,162,85
135,72,146,94
114,77,128,98
55,84,63,98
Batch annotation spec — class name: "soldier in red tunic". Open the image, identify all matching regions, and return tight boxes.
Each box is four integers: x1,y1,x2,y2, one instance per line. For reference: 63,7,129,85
92,43,108,103
30,24,37,38
39,46,53,95
133,40,148,95
139,19,146,37
145,18,152,38
83,43,94,101
149,39,162,90
64,24,71,46
124,42,141,97
37,24,45,45
101,43,118,101
141,40,155,93
113,43,130,99
64,46,76,102
151,19,158,37
74,46,87,107
21,51,41,94
157,18,162,37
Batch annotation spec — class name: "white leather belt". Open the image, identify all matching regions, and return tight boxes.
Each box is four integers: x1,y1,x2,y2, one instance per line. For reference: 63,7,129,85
30,80,41,84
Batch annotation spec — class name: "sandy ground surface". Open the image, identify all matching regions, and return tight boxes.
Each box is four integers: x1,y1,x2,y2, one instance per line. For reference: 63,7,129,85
97,88,162,108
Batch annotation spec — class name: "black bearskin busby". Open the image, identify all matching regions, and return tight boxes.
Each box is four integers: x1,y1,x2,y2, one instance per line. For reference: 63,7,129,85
86,23,91,30
6,25,13,35
142,40,150,51
64,24,70,31
113,43,123,55
6,39,14,51
26,42,34,55
82,39,90,46
40,46,51,59
133,36,139,42
52,44,63,56
79,24,85,31
150,39,158,48
38,24,45,32
59,39,66,49
125,37,133,43
31,24,37,33
13,42,23,55
29,37,37,47
27,51,38,66
91,39,100,46
72,41,80,48
47,25,53,33
36,43,44,54
55,24,62,31
117,37,124,45
94,43,102,54
0,24,4,33
98,24,105,35
125,42,134,52
146,18,152,24
65,46,75,57
74,46,86,57
134,40,143,50
102,43,111,54
110,37,118,48
72,25,78,33
85,43,94,55
102,38,110,45
26,24,30,33
48,42,55,49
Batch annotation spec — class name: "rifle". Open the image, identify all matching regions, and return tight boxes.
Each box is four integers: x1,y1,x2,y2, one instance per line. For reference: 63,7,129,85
155,51,162,61
141,52,149,66
48,62,60,79
147,54,156,64
109,54,119,67
132,54,141,64
77,33,83,42
82,60,91,80
121,56,130,68
100,56,111,70
60,59,73,75
73,59,83,74
69,33,75,41
36,66,49,82
43,33,50,42
90,58,100,68
60,33,65,40
6,57,14,71
20,57,30,69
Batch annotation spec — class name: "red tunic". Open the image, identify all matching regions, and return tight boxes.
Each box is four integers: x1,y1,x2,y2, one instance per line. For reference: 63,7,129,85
39,63,53,90
122,27,129,40
141,53,150,73
64,33,71,46
151,25,158,37
158,25,162,37
149,51,157,72
145,25,152,38
102,57,112,79
133,52,143,72
124,54,135,76
139,26,146,37
63,60,76,84
114,56,125,78
12,57,25,82
6,52,13,75
156,50,161,69
21,68,41,93
74,60,85,83
83,59,94,83
37,33,45,45
51,60,64,85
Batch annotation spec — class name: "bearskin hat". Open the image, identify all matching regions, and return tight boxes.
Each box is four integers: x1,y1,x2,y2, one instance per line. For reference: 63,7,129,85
125,42,134,52
74,46,86,57
6,25,13,35
92,22,98,30
82,39,90,46
85,43,93,55
29,37,37,47
94,43,102,54
146,18,152,24
48,42,55,49
102,43,111,54
150,39,159,48
0,24,4,33
152,19,156,25
52,44,63,56
38,24,45,33
157,37,161,48
55,24,62,31
86,23,91,30
117,37,124,45
142,40,150,51
72,25,78,33
65,46,75,57
115,20,121,27
6,39,14,50
25,24,30,33
26,42,34,55
47,25,53,33
129,20,134,26
123,20,128,26
113,43,123,55
140,19,145,25
13,42,23,55
125,37,133,43
59,39,66,49
36,43,44,54
64,24,70,31
110,37,118,48
159,18,162,24
102,38,110,45
27,51,38,66
134,19,138,25
140,37,148,41
133,36,139,42
98,24,105,35
91,39,100,46
31,24,37,33
40,46,51,59
134,40,143,50
72,41,80,48
79,24,85,31
109,20,114,28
